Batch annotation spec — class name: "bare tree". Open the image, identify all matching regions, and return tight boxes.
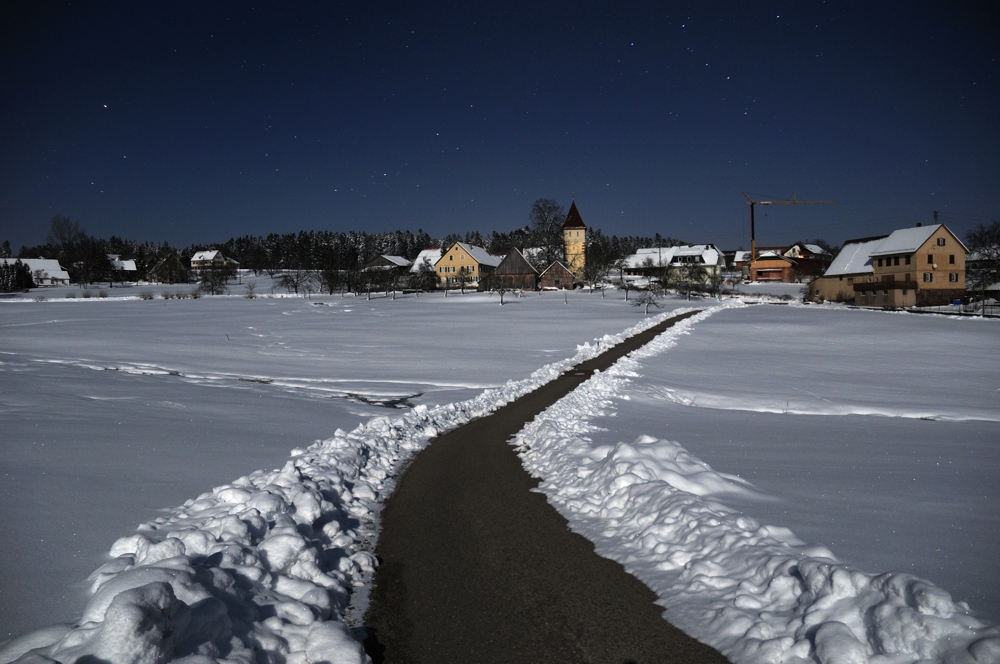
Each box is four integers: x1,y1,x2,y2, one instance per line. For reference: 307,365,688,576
46,216,87,248
482,272,514,305
279,268,317,296
631,289,662,315
528,199,565,268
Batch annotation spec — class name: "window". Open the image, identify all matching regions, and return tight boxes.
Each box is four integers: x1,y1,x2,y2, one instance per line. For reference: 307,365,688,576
449,255,454,261
949,273,958,282
949,255,955,264
893,256,900,266
839,275,843,281
928,254,934,264
877,258,883,267
902,289,908,295
937,238,945,246
923,273,932,282
883,290,888,295
905,256,911,265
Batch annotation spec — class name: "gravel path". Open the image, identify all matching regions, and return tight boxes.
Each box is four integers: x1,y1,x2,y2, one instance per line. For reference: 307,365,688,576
364,311,730,663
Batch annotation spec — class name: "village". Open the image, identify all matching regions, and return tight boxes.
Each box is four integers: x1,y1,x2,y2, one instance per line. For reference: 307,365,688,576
3,201,998,316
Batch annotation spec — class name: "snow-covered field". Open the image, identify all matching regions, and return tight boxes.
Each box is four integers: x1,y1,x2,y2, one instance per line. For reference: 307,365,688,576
2,290,998,664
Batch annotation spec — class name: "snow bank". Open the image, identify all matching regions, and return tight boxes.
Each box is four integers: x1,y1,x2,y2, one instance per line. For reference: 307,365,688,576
0,311,682,664
515,303,1000,664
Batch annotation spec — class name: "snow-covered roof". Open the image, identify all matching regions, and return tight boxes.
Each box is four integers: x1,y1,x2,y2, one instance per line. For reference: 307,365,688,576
454,242,501,267
1,258,70,282
381,255,412,267
673,244,721,266
622,247,677,269
409,249,442,272
802,244,827,255
734,250,752,263
868,225,941,257
823,237,886,276
108,255,137,271
191,250,221,262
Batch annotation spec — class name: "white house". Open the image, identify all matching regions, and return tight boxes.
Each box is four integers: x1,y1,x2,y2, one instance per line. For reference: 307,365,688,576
0,258,70,286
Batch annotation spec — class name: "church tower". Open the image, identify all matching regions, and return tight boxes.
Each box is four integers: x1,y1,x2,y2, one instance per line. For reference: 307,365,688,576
562,201,586,278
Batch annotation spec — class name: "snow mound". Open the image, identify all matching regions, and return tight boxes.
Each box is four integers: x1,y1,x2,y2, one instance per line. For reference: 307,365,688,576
0,310,688,664
515,304,1000,664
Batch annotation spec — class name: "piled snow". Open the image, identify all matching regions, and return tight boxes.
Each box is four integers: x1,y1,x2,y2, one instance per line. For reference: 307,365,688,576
0,309,679,664
516,302,1000,664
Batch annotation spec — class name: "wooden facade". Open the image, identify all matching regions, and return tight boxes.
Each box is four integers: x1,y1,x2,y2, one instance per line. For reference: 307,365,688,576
539,261,575,290
491,248,539,290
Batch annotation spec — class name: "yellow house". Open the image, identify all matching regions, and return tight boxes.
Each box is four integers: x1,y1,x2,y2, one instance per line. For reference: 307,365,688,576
434,242,501,289
810,224,967,307
562,201,586,278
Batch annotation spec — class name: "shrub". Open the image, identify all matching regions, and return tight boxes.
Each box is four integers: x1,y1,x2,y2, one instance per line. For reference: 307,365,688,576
81,290,92,299
65,292,76,299
189,289,200,299
98,290,108,298
139,290,153,300
161,292,173,299
176,291,189,299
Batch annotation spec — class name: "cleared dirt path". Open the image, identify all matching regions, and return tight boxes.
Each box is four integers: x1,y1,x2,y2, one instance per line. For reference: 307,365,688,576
364,311,730,663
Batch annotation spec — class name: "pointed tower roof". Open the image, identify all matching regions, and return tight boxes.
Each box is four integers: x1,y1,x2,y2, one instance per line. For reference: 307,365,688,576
562,201,586,229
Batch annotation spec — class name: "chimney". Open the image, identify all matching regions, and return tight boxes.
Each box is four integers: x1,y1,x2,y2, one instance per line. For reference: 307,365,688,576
916,222,922,227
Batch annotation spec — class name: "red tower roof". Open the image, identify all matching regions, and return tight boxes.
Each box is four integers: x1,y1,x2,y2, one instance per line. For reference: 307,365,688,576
562,201,586,229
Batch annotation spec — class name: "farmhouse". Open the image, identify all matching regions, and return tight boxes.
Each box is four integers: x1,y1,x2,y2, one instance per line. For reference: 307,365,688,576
855,224,966,307
492,248,539,290
190,250,233,270
409,249,442,275
810,224,966,307
434,242,501,288
621,245,724,284
0,258,70,286
808,236,887,302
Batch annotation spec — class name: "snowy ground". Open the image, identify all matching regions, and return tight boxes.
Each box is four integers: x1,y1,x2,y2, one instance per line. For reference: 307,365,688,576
2,291,998,664
0,288,681,642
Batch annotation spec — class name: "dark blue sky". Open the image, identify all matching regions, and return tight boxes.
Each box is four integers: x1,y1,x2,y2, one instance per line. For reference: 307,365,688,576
2,1,997,251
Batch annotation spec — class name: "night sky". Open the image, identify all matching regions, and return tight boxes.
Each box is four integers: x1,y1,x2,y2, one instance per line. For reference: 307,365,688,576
2,1,997,252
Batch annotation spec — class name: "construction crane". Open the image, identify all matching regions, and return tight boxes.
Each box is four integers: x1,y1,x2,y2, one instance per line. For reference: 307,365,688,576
742,191,837,260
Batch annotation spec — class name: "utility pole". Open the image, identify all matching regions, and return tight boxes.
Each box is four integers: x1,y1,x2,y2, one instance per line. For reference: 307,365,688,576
742,192,838,260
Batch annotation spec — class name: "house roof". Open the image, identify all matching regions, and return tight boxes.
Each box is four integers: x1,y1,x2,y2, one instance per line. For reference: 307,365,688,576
448,242,501,267
191,250,221,262
539,260,573,277
0,258,70,281
409,248,442,273
734,250,752,263
495,248,538,275
822,236,887,276
673,244,722,265
108,255,137,271
622,247,677,269
562,201,586,229
869,224,948,256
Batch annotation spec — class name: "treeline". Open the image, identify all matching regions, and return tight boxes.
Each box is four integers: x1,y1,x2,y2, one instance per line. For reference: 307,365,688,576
0,260,36,292
10,205,685,284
